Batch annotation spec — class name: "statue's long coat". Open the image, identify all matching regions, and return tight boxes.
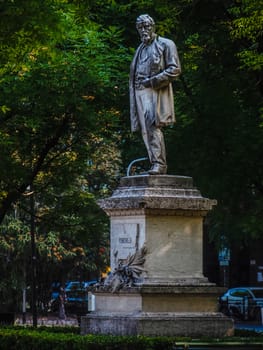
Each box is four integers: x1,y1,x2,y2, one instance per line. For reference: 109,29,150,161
129,35,181,132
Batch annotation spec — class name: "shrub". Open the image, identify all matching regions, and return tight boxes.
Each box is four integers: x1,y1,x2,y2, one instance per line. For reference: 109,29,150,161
0,328,176,350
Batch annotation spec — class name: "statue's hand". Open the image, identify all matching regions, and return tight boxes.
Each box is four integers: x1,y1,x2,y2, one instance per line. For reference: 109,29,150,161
141,78,152,88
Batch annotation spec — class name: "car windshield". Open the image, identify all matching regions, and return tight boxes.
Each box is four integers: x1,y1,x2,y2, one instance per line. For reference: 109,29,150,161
66,282,85,291
251,289,263,298
67,290,86,298
230,289,251,298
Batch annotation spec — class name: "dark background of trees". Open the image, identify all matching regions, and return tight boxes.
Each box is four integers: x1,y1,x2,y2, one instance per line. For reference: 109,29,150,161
0,0,262,311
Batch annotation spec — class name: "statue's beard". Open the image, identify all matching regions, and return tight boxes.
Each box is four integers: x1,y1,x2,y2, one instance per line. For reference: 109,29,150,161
140,32,151,44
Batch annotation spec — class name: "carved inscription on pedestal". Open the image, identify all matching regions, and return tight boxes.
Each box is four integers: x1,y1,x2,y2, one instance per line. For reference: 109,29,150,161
111,222,141,270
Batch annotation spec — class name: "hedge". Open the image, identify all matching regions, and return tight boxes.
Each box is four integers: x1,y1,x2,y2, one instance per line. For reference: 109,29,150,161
0,328,177,350
0,327,262,349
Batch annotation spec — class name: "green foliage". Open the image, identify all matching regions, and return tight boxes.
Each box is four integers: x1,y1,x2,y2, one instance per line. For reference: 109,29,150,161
0,0,130,216
0,328,177,350
227,0,263,72
0,0,130,310
0,326,263,349
228,0,263,42
0,0,66,71
163,0,263,247
0,216,31,308
0,0,263,309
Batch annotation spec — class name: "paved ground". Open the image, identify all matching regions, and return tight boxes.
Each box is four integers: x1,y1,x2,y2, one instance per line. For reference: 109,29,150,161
13,313,263,332
14,313,79,327
235,321,263,332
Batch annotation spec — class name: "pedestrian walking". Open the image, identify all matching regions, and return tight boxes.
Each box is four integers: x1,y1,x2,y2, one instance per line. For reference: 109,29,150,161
58,287,67,320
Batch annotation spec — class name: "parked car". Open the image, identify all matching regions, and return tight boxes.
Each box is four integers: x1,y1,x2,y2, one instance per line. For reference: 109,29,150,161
65,280,97,314
65,280,97,292
50,280,97,313
219,287,263,320
51,281,70,300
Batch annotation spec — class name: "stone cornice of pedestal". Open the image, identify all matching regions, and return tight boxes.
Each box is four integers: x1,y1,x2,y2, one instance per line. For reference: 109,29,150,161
93,284,227,295
138,285,227,295
98,175,217,216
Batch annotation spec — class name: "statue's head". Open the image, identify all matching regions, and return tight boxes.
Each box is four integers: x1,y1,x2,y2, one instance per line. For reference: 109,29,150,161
136,14,155,45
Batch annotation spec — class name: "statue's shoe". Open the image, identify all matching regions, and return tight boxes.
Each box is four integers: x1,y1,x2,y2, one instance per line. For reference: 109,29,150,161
148,164,167,175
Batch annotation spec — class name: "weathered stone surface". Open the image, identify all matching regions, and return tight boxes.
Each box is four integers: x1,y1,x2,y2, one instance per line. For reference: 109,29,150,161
81,175,233,337
102,175,216,280
82,285,234,337
94,292,142,313
81,312,234,337
109,213,207,282
98,175,217,216
120,174,193,188
93,285,226,313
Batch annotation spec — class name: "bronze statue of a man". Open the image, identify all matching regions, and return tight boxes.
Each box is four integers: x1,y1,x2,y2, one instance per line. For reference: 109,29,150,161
129,14,181,175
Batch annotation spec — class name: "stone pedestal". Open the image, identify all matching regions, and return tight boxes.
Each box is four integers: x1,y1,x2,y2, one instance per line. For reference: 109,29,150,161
81,175,234,337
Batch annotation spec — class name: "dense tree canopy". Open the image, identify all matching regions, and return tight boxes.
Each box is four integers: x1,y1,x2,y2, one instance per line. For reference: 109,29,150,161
167,0,263,246
0,0,262,309
0,0,128,308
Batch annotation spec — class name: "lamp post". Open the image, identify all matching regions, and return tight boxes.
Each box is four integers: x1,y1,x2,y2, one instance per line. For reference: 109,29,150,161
30,184,37,327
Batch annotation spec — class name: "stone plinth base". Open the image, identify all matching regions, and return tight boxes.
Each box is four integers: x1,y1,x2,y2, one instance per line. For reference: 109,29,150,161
93,285,226,313
81,312,233,337
82,175,235,337
81,286,234,337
